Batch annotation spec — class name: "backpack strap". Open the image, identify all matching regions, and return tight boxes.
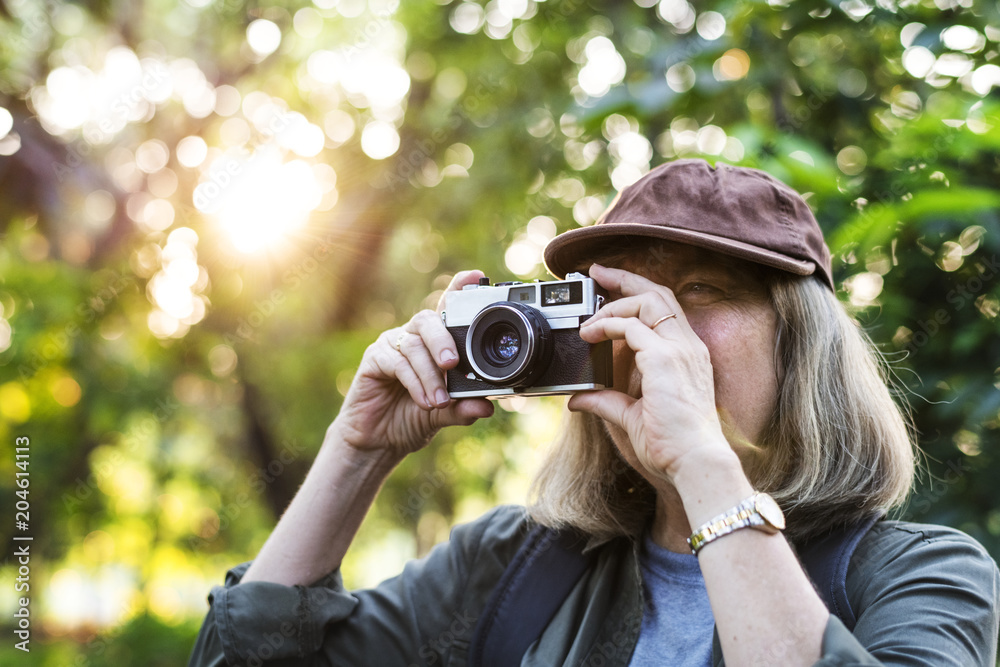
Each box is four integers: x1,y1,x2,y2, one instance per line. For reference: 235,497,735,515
467,523,593,667
470,514,881,666
795,512,882,631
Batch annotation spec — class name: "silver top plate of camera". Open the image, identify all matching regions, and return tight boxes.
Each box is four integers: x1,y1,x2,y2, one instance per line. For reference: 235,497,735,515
442,272,603,327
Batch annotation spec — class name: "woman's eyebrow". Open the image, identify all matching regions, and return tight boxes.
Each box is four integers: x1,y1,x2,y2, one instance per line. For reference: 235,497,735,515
630,252,756,284
672,264,738,281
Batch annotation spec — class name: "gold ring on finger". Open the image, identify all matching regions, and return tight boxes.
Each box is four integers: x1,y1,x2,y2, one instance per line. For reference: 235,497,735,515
651,312,677,329
394,332,406,352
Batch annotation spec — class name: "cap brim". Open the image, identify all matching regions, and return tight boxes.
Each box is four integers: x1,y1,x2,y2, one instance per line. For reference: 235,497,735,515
543,223,817,280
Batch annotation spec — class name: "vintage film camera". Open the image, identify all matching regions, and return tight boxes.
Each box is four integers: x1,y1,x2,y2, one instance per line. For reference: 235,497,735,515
442,272,612,399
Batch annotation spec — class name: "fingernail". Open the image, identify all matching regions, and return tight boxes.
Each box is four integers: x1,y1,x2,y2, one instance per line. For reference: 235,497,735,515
441,350,457,363
436,388,450,406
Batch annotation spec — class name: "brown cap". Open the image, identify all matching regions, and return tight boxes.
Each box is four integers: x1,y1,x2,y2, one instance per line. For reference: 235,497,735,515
543,159,834,290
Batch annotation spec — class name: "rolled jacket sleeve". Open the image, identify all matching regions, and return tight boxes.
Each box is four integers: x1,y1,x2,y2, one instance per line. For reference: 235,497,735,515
187,562,360,666
188,505,529,667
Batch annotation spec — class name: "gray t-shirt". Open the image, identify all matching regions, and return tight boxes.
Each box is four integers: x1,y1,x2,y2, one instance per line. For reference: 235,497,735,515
628,530,714,667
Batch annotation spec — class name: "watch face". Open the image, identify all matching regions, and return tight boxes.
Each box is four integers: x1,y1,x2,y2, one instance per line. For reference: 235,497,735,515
756,494,786,531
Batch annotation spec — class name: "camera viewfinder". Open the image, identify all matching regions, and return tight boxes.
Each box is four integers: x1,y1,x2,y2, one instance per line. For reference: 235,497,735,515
542,282,582,306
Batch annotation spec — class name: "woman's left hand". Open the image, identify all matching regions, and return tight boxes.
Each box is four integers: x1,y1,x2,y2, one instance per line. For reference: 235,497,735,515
567,263,735,485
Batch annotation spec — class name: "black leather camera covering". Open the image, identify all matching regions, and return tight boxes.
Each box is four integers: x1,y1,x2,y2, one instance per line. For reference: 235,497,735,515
447,318,612,395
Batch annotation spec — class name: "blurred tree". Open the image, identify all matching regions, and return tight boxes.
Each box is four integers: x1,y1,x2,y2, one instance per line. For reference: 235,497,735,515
0,0,998,660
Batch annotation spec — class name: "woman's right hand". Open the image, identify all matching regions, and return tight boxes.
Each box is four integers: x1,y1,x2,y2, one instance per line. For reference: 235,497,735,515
329,270,495,458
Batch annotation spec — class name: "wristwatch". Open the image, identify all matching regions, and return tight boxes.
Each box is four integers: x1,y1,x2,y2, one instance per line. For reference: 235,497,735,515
687,492,786,555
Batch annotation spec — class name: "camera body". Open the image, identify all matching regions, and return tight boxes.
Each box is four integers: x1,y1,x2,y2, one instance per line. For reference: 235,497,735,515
442,272,612,399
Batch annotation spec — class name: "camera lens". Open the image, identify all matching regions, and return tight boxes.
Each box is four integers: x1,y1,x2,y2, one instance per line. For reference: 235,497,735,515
466,302,553,387
484,324,521,365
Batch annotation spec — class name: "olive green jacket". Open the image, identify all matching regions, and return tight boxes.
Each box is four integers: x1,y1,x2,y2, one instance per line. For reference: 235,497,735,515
189,504,1000,666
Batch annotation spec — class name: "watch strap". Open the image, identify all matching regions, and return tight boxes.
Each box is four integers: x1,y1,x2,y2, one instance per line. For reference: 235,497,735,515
687,493,778,554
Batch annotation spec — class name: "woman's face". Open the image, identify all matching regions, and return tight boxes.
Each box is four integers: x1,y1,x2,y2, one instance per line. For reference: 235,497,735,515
601,241,780,464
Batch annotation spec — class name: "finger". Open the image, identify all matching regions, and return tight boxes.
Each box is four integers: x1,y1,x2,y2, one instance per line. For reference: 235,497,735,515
579,315,672,351
407,309,461,369
436,269,486,312
589,263,664,299
567,389,635,432
429,398,495,428
447,269,487,291
586,264,690,331
374,347,431,409
583,292,683,331
395,359,431,410
397,330,452,408
371,330,437,409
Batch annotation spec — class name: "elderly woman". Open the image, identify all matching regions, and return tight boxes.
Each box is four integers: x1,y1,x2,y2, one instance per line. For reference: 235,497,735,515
190,160,999,666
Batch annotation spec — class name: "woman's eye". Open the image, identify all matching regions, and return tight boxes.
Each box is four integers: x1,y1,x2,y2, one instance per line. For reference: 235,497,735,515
679,283,723,299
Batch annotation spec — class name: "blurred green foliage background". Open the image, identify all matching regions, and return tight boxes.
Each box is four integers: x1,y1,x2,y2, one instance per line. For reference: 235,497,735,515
1,0,999,662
